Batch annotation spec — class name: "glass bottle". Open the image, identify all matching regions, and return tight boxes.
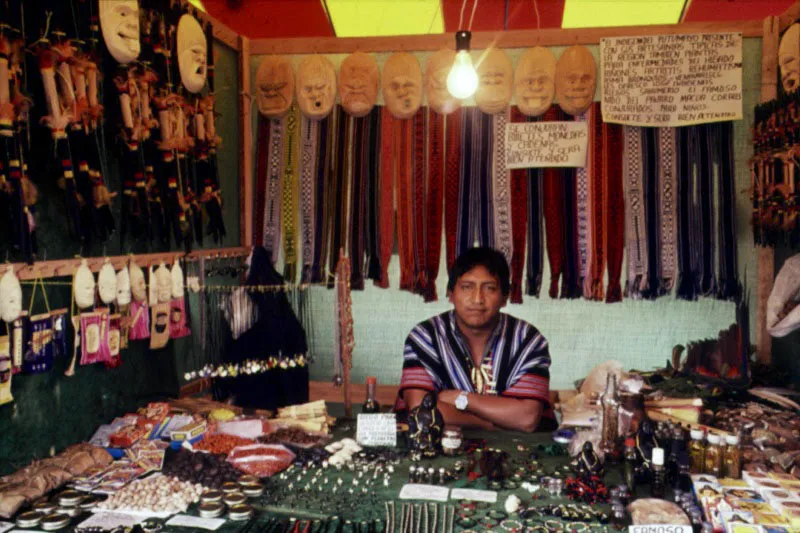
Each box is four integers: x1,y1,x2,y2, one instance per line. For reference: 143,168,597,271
651,447,666,498
601,373,620,458
703,434,723,477
623,437,637,492
362,376,380,413
689,429,705,474
722,434,742,479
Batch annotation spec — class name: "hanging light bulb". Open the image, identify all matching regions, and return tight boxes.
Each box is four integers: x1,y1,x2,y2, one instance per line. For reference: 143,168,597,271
447,31,478,100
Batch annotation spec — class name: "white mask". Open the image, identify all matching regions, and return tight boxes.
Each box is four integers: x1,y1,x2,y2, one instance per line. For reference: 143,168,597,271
116,267,131,306
156,263,172,304
74,259,96,310
130,262,147,302
171,261,184,299
99,0,141,65
0,267,22,323
779,23,800,94
177,14,207,94
98,260,117,305
148,265,159,306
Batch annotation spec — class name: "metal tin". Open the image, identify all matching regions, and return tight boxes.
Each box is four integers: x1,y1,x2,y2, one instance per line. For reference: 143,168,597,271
200,490,223,503
241,483,264,498
16,510,44,528
33,501,57,514
221,481,240,494
223,492,247,506
228,503,253,521
57,506,83,517
57,490,83,507
198,502,225,519
40,513,71,531
238,475,259,485
79,496,100,510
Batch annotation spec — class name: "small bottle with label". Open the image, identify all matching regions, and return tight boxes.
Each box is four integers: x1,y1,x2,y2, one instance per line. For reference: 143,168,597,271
703,434,723,477
651,447,666,498
362,376,380,413
722,434,742,479
689,429,705,474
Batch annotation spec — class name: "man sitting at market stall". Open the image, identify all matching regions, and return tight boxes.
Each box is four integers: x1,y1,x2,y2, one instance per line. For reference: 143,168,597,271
398,247,553,432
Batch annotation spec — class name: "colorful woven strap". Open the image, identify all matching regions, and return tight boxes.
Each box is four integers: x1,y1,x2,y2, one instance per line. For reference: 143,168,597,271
697,125,716,296
714,122,740,300
574,109,591,295
348,113,368,290
411,108,427,296
281,105,300,281
263,116,285,262
364,108,383,284
542,108,564,298
299,116,319,282
492,110,513,267
329,106,350,286
586,102,605,301
676,126,697,300
560,165,580,299
657,127,678,295
396,117,415,292
622,126,647,299
311,113,332,283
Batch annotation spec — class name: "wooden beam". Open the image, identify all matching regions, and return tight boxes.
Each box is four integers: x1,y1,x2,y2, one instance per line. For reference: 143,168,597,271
778,0,800,33
196,11,240,51
250,19,762,55
239,35,254,247
757,15,779,365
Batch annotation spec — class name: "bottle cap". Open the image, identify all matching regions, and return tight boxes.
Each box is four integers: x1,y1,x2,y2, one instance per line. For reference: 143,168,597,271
690,429,704,440
707,434,721,445
652,447,665,466
725,434,739,445
366,376,376,385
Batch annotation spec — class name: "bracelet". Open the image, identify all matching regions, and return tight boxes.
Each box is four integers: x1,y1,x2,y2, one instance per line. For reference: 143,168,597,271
544,520,564,532
456,517,476,529
565,523,589,533
500,519,524,532
488,510,508,520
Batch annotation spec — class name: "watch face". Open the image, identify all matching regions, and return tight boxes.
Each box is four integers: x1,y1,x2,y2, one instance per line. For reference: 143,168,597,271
456,393,468,410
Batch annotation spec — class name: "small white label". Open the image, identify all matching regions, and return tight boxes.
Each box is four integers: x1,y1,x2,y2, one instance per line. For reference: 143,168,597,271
356,413,397,447
166,515,226,531
450,488,498,503
0,522,14,533
628,526,692,533
399,484,450,502
442,437,461,449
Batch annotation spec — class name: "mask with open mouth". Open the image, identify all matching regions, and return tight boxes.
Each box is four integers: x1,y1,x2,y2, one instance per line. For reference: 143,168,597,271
383,52,422,120
177,14,207,94
99,0,140,64
475,48,513,115
255,55,295,118
296,55,337,120
339,52,379,117
514,47,556,117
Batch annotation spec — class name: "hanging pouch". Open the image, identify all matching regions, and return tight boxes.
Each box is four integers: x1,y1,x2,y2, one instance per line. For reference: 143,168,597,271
105,314,122,369
80,309,111,365
129,299,150,340
169,297,190,339
149,302,170,350
22,275,53,374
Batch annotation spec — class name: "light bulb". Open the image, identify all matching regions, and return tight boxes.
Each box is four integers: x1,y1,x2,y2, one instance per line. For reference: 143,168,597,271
447,50,478,100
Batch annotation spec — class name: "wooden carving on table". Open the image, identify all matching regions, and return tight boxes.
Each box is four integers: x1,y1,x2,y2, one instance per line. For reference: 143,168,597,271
475,48,513,115
514,47,556,117
296,55,337,120
555,45,596,116
382,52,422,120
335,252,355,415
255,55,295,118
425,48,460,115
339,52,379,118
408,392,445,459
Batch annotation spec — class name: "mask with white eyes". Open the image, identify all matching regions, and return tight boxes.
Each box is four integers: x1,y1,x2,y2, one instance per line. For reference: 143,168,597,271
177,14,207,94
99,0,140,64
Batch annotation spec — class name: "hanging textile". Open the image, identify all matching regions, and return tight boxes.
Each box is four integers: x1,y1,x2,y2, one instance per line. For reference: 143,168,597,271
395,115,415,292
713,122,741,301
299,116,319,283
641,128,660,299
364,108,384,285
603,119,625,303
509,107,530,304
422,109,446,302
584,103,605,301
575,111,591,296
376,107,395,288
444,110,463,274
560,166,581,299
328,106,350,288
656,127,679,296
410,108,427,296
349,107,381,290
259,115,285,261
491,110,513,268
310,112,334,283
676,126,701,300
281,105,301,281
623,126,648,299
456,108,494,261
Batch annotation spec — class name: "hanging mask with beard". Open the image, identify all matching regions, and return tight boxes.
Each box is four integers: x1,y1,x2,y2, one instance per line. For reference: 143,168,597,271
339,52,379,117
177,14,207,94
73,259,96,310
425,49,460,115
130,261,147,302
156,263,172,304
98,260,117,305
514,47,556,117
475,48,513,115
296,55,337,120
555,45,596,116
99,0,140,64
116,267,131,307
780,23,800,94
171,261,184,299
0,267,22,323
382,52,423,120
255,55,294,118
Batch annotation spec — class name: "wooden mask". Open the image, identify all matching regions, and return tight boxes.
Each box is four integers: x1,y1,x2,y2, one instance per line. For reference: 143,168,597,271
780,23,800,94
555,45,596,116
99,0,140,64
514,47,556,117
296,55,337,120
425,49,460,115
255,55,294,118
177,14,207,94
382,52,422,120
339,52,379,117
475,48,513,115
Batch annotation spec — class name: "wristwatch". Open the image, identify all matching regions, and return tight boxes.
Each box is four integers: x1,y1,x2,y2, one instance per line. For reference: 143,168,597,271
455,392,469,411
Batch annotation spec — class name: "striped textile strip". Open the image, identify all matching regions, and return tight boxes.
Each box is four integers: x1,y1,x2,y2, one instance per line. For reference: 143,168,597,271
253,115,270,246
714,122,741,301
444,110,463,272
586,102,605,301
574,109,591,295
263,116,285,263
622,126,647,299
491,109,513,268
478,110,494,249
281,105,300,282
676,127,697,300
396,117,415,292
329,106,350,285
311,113,332,283
456,107,478,261
642,127,660,299
322,108,341,287
542,107,565,299
376,107,395,288
412,108,427,296
299,116,319,283
348,114,367,290
697,125,716,296
509,106,529,304
561,165,581,299
657,127,678,295
365,108,383,284
603,120,625,303
424,109,445,302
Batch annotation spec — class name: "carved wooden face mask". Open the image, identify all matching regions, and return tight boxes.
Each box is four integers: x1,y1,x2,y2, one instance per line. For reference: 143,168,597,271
515,47,556,117
780,23,800,94
296,55,337,120
171,261,184,299
116,267,131,306
475,48,513,115
98,260,117,305
99,0,140,64
130,262,147,302
0,268,21,323
156,263,172,304
255,55,294,118
177,14,207,94
74,259,96,310
426,49,460,115
555,45,596,116
339,52,379,117
382,52,422,120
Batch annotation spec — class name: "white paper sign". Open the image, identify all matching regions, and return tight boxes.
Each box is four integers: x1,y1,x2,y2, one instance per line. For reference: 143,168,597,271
505,122,588,169
449,488,498,503
78,513,142,530
166,515,226,531
601,32,742,127
356,413,397,447
0,522,14,533
399,484,450,502
628,526,692,533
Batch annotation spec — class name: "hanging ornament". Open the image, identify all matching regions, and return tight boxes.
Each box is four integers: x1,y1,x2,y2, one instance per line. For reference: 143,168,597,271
98,259,118,305
338,52,379,117
255,55,294,118
99,0,141,64
514,47,556,117
382,52,422,120
176,14,207,94
73,259,96,310
116,266,131,307
155,262,172,304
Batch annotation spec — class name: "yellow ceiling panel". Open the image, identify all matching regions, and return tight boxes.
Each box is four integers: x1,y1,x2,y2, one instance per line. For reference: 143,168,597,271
325,0,444,37
187,0,206,12
562,0,685,28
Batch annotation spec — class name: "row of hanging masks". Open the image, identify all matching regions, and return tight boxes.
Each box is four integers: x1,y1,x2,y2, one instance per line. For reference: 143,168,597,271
255,45,597,120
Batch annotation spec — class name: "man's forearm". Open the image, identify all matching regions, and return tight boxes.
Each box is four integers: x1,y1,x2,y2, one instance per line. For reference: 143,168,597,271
439,392,543,432
437,402,495,430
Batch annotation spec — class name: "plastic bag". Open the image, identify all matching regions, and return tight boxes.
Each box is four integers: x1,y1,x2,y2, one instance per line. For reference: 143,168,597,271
227,444,295,478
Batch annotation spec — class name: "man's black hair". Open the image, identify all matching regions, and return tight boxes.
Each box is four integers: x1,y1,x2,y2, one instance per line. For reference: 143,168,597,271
447,247,510,296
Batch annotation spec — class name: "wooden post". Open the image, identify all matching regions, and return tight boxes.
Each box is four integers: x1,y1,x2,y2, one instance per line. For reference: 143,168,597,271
757,15,779,364
239,36,253,247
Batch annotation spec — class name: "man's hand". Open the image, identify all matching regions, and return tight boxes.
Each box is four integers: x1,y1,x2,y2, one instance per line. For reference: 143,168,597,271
404,389,493,430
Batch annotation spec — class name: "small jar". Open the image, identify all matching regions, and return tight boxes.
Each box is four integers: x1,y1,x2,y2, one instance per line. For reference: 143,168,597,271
442,427,463,456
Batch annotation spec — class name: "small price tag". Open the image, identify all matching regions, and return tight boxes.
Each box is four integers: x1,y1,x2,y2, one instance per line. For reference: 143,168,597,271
356,413,397,447
399,484,450,502
628,526,692,533
450,488,497,503
166,515,226,531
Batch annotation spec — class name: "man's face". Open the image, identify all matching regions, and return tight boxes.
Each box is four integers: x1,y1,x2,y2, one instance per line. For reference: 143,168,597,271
448,265,507,330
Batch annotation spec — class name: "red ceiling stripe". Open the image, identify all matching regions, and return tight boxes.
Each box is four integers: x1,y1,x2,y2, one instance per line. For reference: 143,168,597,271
682,0,794,22
443,0,565,32
203,0,335,39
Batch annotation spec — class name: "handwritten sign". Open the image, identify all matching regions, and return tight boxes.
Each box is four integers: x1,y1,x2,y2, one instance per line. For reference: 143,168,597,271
356,413,397,447
601,33,742,127
505,122,588,169
628,526,692,533
450,488,498,503
399,484,450,502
